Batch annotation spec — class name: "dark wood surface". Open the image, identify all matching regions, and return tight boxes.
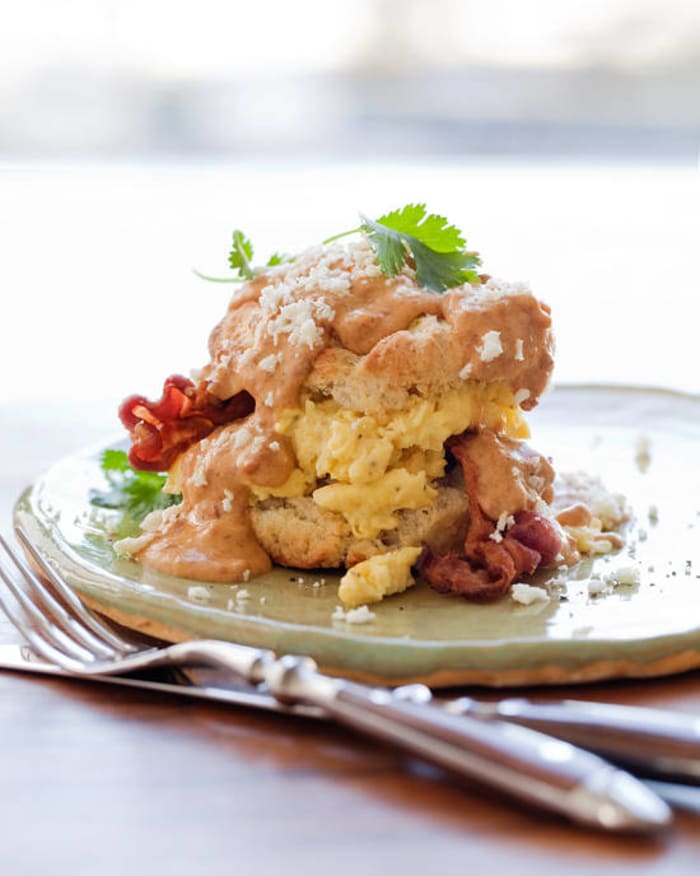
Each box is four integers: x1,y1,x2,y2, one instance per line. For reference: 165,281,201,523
1,403,699,876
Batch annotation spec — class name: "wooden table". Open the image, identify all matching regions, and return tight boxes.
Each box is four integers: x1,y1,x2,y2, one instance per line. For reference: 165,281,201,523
1,402,699,875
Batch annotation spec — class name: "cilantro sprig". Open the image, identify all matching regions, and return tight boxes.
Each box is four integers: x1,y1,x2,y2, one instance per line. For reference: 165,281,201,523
227,229,255,280
325,204,481,292
194,230,291,283
90,449,181,527
196,204,481,293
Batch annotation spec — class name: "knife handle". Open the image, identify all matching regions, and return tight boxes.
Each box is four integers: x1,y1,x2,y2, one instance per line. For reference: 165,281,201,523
264,656,670,833
458,698,700,784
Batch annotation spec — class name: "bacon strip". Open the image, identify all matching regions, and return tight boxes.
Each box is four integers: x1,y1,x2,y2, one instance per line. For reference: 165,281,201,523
119,375,254,471
417,434,563,601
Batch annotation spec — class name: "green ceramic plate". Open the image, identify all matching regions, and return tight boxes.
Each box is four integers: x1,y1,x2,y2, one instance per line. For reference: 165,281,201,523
14,386,700,688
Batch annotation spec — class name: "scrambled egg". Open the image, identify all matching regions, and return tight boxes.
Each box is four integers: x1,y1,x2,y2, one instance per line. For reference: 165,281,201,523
338,546,422,607
251,380,528,538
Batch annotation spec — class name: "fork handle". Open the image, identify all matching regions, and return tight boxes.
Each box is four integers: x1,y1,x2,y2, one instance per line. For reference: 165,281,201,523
263,655,670,833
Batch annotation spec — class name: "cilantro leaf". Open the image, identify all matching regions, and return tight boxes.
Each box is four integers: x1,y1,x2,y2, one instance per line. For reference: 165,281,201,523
101,448,130,473
373,204,466,253
360,214,406,276
407,241,481,292
228,230,254,279
90,450,181,527
359,204,481,292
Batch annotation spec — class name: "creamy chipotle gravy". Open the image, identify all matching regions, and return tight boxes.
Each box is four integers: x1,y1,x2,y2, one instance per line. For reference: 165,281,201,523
134,239,555,582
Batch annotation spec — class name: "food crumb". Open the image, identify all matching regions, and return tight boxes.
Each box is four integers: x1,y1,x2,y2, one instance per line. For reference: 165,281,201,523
221,489,234,513
187,585,210,604
607,565,641,586
236,588,251,601
648,504,659,524
332,604,376,624
587,564,640,597
587,576,609,597
511,583,550,605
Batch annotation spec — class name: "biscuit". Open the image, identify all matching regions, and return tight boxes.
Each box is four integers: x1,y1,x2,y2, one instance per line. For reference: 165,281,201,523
250,484,469,569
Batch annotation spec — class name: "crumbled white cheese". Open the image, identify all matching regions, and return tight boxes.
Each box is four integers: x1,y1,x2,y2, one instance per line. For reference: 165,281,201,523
258,353,281,373
469,277,531,302
192,461,208,487
239,348,256,367
113,531,157,557
543,572,568,597
268,300,322,348
140,508,166,532
606,565,641,587
476,330,503,362
264,391,274,407
187,585,210,604
313,296,335,323
587,576,609,597
459,362,473,379
514,388,530,406
221,489,234,513
514,338,525,361
114,504,181,556
490,511,515,542
242,569,251,582
259,283,288,315
511,584,550,605
556,471,628,530
269,440,281,452
332,604,376,624
232,427,252,449
587,564,640,597
236,588,251,601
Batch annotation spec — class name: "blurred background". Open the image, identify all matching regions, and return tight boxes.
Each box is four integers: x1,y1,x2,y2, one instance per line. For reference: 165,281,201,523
3,0,700,160
1,0,698,425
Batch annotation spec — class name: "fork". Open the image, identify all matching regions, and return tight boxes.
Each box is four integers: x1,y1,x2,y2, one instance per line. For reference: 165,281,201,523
0,529,672,833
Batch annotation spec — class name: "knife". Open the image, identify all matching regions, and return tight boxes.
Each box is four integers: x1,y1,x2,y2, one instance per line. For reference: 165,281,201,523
444,694,700,785
0,642,324,717
2,641,700,790
0,645,671,833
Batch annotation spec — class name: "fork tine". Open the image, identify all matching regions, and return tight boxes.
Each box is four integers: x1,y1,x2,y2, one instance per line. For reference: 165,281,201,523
0,572,91,671
14,525,138,655
0,533,126,664
0,543,100,666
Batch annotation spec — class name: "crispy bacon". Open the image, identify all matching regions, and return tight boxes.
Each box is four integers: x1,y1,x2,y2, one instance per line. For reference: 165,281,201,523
507,509,562,567
418,548,513,601
417,434,563,601
119,375,254,471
